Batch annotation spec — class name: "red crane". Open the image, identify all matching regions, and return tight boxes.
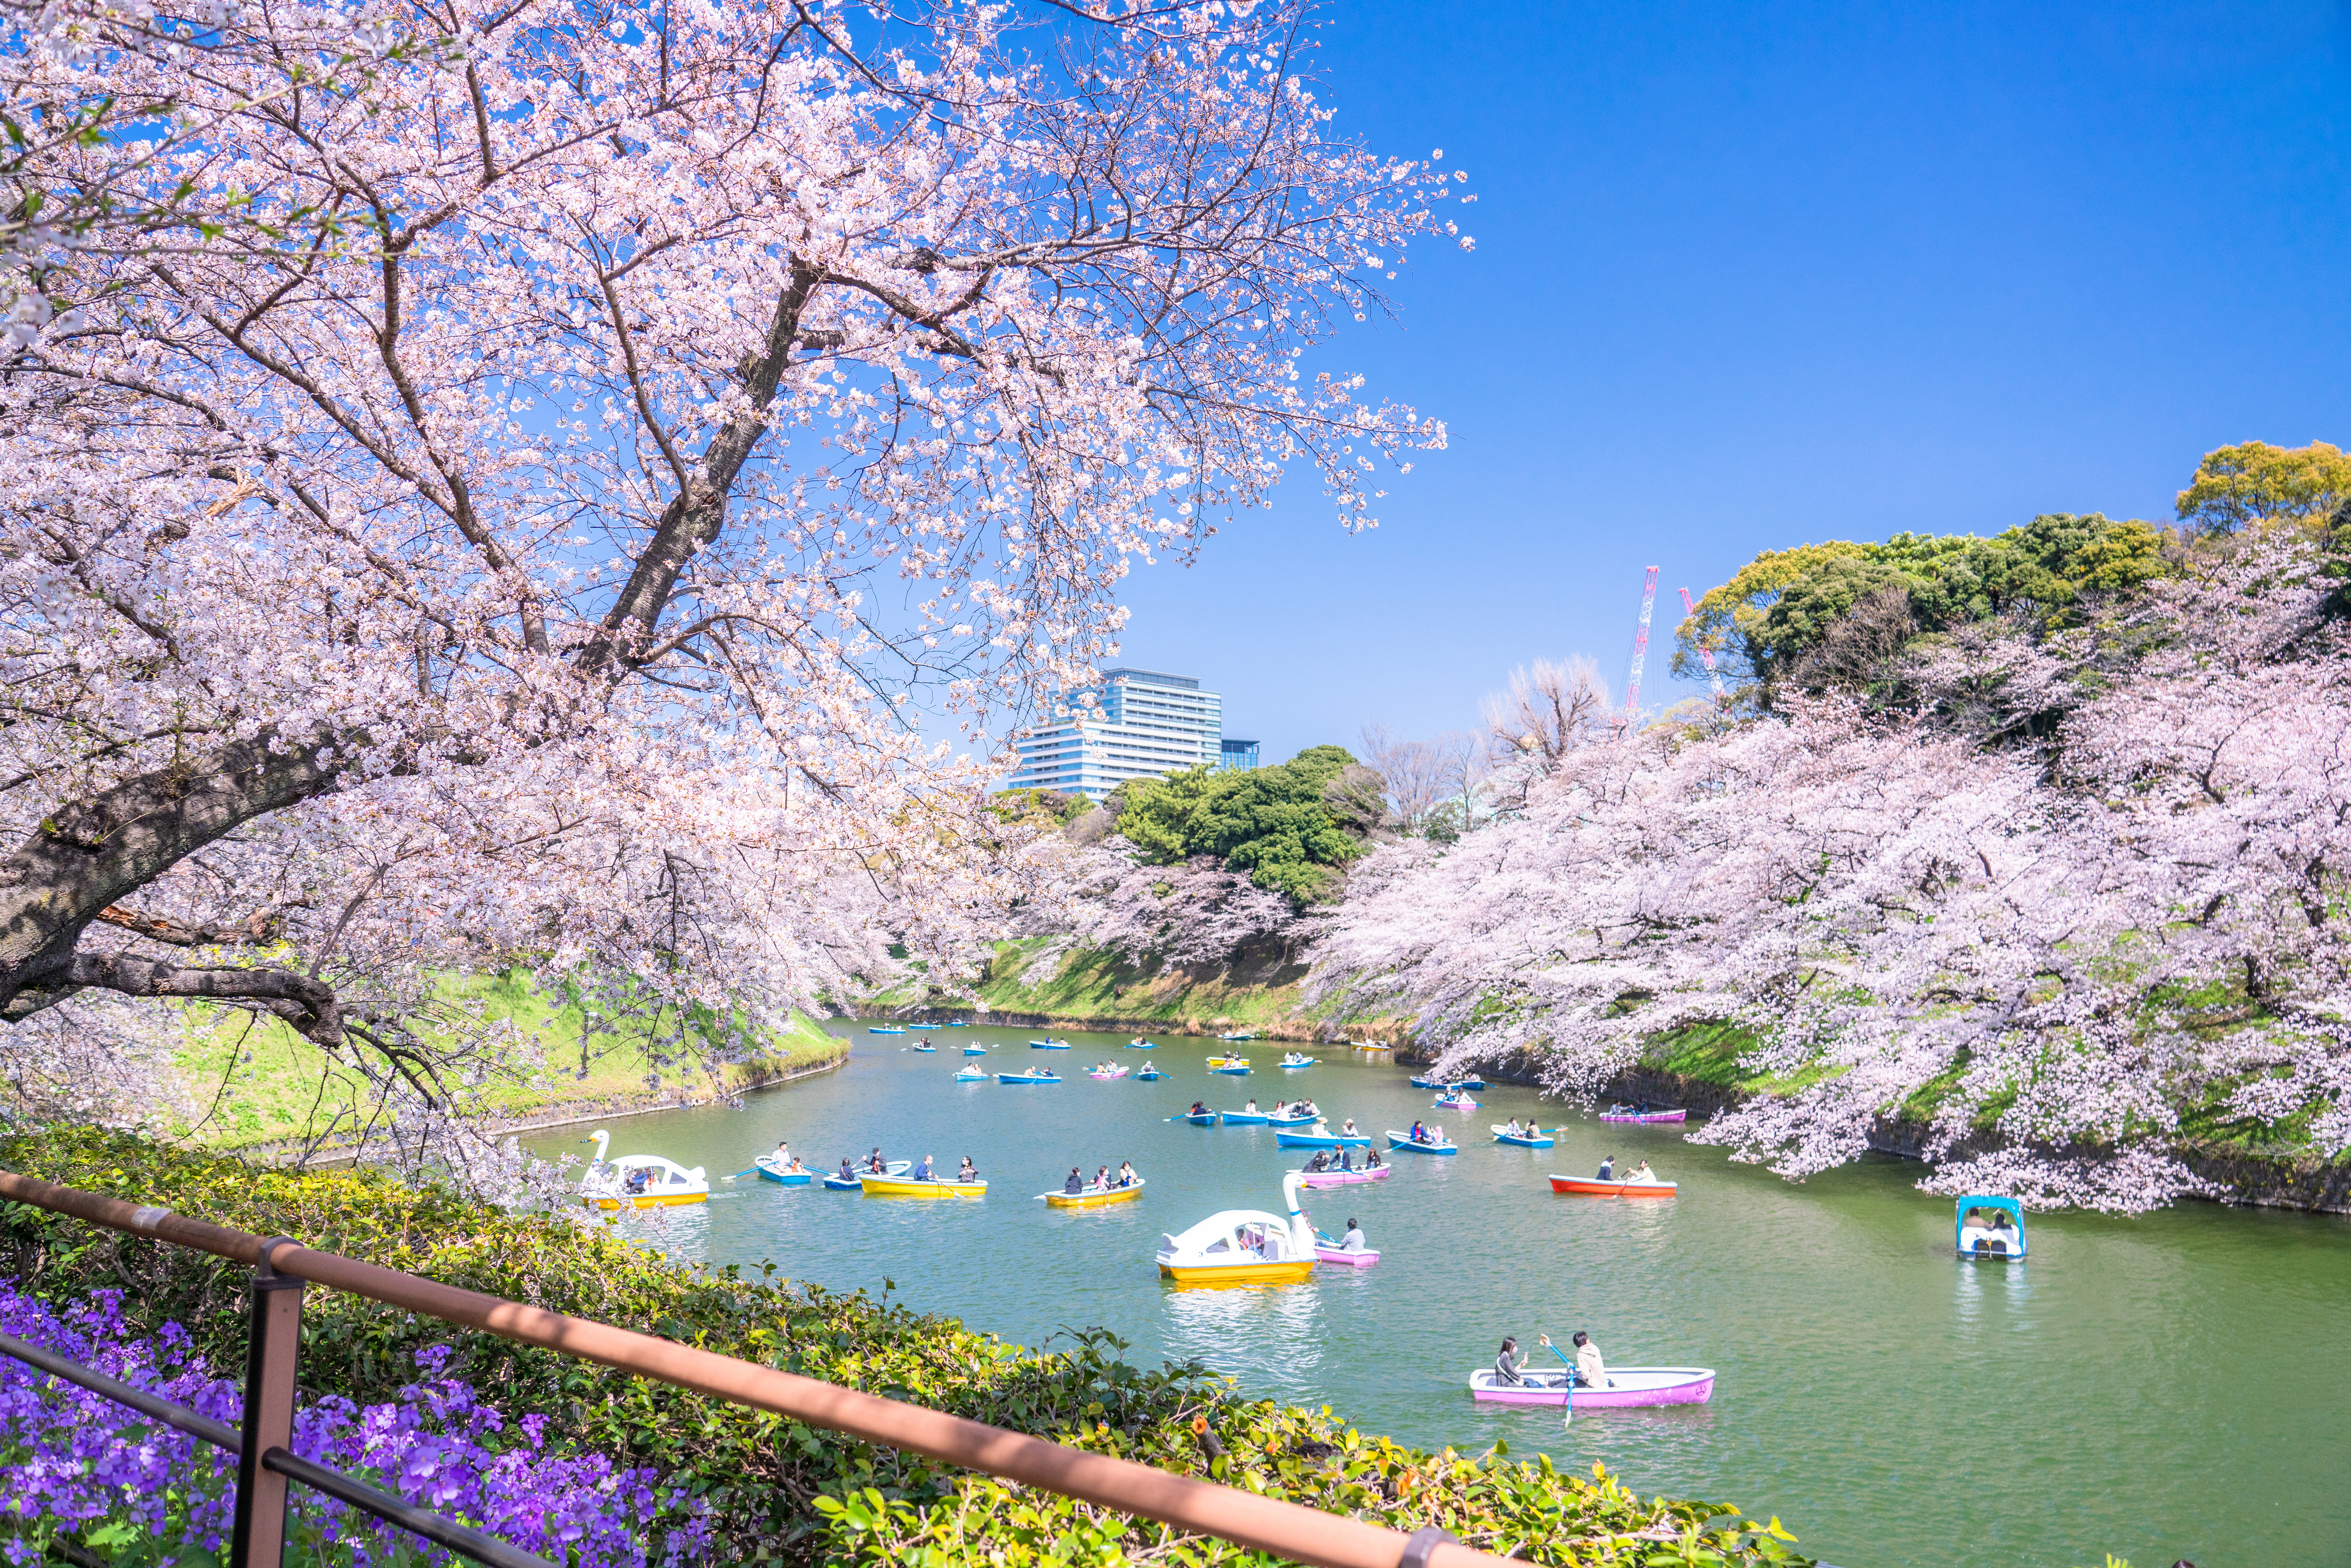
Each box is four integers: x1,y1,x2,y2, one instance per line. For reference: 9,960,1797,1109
1625,566,1660,722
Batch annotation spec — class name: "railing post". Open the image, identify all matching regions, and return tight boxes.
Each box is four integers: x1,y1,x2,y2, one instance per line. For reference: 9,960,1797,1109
230,1238,306,1568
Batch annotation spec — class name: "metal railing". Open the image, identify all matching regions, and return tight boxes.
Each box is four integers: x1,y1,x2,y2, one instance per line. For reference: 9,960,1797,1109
0,1169,1508,1568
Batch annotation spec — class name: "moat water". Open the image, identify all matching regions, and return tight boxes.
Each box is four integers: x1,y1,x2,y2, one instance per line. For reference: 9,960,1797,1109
528,1024,2351,1568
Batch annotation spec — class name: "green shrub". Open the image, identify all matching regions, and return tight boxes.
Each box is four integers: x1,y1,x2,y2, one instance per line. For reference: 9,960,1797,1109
0,1129,1810,1566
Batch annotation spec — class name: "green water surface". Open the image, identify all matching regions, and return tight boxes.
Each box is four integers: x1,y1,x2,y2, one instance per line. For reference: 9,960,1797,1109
530,1025,2351,1568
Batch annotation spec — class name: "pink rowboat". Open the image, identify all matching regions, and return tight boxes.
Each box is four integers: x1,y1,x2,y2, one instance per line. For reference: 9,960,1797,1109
1549,1175,1678,1197
1466,1367,1713,1409
1599,1107,1687,1124
1314,1244,1379,1267
1301,1165,1391,1189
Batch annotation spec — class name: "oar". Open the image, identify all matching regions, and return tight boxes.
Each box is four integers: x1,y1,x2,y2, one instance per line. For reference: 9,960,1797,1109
1544,1336,1577,1423
718,1164,762,1182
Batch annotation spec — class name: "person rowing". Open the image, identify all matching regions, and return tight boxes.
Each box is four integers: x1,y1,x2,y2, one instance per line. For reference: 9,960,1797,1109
1338,1147,1355,1172
1572,1331,1612,1389
1339,1217,1368,1253
1340,1117,1359,1135
913,1153,933,1182
867,1147,885,1174
1245,1098,1259,1114
1627,1160,1658,1185
1189,1101,1209,1117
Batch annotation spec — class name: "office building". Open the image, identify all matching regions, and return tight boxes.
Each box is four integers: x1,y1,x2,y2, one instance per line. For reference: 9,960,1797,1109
1005,668,1237,800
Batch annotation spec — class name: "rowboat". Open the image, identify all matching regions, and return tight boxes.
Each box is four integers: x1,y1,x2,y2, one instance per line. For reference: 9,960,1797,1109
1547,1174,1677,1197
910,1043,937,1053
1957,1195,2028,1259
1409,1074,1484,1090
1433,1093,1479,1110
1137,1065,1164,1080
1301,1164,1390,1188
1030,1038,1072,1050
954,1067,988,1082
1466,1367,1714,1409
1206,1054,1249,1068
910,1023,941,1030
1181,1111,1217,1126
1279,1053,1315,1068
579,1131,709,1209
963,1044,989,1056
1275,1125,1371,1150
997,1070,1062,1085
1387,1130,1458,1155
869,1026,907,1035
825,1160,911,1190
1155,1171,1315,1285
753,1155,812,1186
1039,1178,1147,1209
1491,1124,1555,1148
860,1172,987,1198
1217,1031,1257,1042
1127,1037,1157,1049
1314,1241,1379,1267
1212,1064,1251,1076
1220,1109,1269,1125
1088,1066,1130,1080
1265,1108,1319,1127
1600,1106,1686,1124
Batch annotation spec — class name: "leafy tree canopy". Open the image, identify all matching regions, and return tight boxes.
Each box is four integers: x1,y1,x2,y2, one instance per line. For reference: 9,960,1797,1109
1675,512,2166,693
1117,745,1368,904
2176,440,2351,535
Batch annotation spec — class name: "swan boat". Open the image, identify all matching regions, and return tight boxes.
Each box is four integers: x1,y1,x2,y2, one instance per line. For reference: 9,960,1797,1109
1600,1106,1687,1124
1301,1163,1390,1188
579,1131,709,1209
861,1171,988,1198
1387,1130,1459,1155
753,1155,812,1186
1275,1123,1371,1149
997,1070,1062,1085
1466,1366,1715,1409
1039,1177,1147,1209
1154,1171,1317,1285
825,1160,911,1190
1491,1125,1555,1148
1548,1174,1677,1197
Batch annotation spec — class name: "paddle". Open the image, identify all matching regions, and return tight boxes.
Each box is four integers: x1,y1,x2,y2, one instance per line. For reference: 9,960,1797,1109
1543,1336,1578,1424
718,1164,761,1182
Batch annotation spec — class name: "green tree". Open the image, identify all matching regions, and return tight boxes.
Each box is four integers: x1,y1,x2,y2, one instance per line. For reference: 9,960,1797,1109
1116,745,1368,903
2176,440,2351,534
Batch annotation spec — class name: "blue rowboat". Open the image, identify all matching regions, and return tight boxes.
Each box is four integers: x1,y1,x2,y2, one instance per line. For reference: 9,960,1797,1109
1408,1074,1485,1090
910,1023,941,1030
909,1044,936,1053
1182,1111,1217,1126
1387,1130,1459,1155
1220,1110,1270,1125
755,1157,812,1186
1275,1128,1371,1149
963,1044,988,1056
870,1026,908,1035
825,1160,910,1190
1491,1125,1555,1148
1212,1064,1251,1076
1137,1066,1164,1080
1029,1039,1072,1050
954,1067,987,1082
1265,1110,1318,1127
998,1070,1061,1085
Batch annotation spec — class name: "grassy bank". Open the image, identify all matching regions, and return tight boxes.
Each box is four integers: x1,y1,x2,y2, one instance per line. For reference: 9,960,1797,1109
0,1128,1814,1567
960,936,1406,1041
166,970,843,1154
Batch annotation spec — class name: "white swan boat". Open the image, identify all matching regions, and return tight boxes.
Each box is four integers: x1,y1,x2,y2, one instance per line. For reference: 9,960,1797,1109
1154,1171,1318,1286
578,1129,709,1210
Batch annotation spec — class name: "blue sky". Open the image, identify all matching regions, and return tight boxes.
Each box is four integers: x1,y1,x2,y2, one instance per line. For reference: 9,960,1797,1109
1100,0,2351,763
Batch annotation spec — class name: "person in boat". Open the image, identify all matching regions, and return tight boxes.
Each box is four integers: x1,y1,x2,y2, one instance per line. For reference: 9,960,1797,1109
773,1138,792,1162
1190,1101,1209,1117
958,1156,978,1182
1635,1098,1650,1115
1118,1160,1137,1187
1571,1331,1612,1389
913,1154,933,1182
1305,1149,1331,1172
1627,1160,1657,1185
1340,1117,1359,1135
1095,1165,1112,1190
1364,1148,1383,1168
1495,1336,1526,1386
1596,1154,1616,1181
624,1166,649,1195
1063,1167,1084,1195
1409,1120,1428,1144
868,1147,886,1174
839,1157,856,1181
1338,1147,1355,1172
1341,1217,1367,1253
1245,1098,1259,1114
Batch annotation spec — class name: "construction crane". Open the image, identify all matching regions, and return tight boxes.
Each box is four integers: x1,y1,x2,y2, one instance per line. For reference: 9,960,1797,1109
1624,565,1660,723
1679,586,1727,702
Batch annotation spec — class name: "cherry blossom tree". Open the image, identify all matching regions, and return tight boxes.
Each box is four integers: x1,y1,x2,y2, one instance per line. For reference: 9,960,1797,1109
1311,538,2351,1211
0,0,1463,1143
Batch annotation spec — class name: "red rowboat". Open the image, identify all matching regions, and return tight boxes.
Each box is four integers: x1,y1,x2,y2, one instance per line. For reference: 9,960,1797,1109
1548,1174,1677,1197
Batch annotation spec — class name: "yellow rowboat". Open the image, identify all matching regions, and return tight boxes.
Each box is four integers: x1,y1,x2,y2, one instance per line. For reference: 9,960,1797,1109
1206,1054,1250,1068
859,1173,988,1198
584,1188,707,1211
1040,1179,1146,1209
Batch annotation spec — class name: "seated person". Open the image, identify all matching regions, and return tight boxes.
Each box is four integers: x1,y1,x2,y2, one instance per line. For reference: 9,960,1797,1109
1596,1155,1616,1181
624,1167,649,1195
1306,1150,1331,1172
1338,1148,1355,1172
1364,1149,1383,1169
1627,1160,1658,1184
1494,1336,1526,1386
957,1157,977,1181
1063,1167,1085,1195
1340,1217,1368,1252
